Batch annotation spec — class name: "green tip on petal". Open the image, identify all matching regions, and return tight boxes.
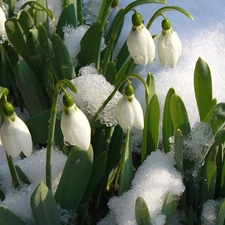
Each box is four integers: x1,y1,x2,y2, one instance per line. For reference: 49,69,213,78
125,83,134,97
161,18,171,30
132,12,142,27
3,102,15,117
63,93,74,108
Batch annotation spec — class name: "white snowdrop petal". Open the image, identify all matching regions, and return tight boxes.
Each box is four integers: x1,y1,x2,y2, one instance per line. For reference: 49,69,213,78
14,116,33,157
0,7,6,37
116,96,134,133
127,24,155,67
61,105,91,150
157,30,182,68
0,115,32,158
131,96,144,130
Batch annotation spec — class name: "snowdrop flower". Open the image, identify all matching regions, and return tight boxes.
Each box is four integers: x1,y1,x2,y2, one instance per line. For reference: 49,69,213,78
1,102,32,158
0,6,6,37
61,93,91,150
116,83,144,133
158,18,182,68
127,11,155,67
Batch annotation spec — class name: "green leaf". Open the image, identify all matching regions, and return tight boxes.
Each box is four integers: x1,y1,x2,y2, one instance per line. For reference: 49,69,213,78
105,61,116,85
5,10,36,67
118,127,133,196
202,143,218,203
16,60,50,116
210,103,225,133
0,206,26,225
135,197,152,225
162,191,178,225
146,94,160,155
55,145,93,210
56,7,68,39
174,129,183,174
203,98,217,123
25,109,63,146
77,21,102,68
15,164,31,185
170,94,190,136
146,73,155,102
78,151,107,215
26,28,43,67
52,34,76,80
35,0,49,34
216,198,225,225
194,57,213,121
38,24,54,99
30,181,61,225
162,88,175,153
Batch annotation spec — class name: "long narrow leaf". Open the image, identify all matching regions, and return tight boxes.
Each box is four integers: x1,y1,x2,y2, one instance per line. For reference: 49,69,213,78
194,57,213,121
30,181,61,225
55,145,93,211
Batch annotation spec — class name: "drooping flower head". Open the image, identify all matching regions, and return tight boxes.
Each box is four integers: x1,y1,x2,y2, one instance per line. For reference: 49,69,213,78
0,102,33,158
60,93,91,150
157,18,182,68
116,82,144,133
127,11,155,67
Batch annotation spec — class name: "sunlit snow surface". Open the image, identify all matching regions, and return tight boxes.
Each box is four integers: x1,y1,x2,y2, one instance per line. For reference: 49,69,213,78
98,150,185,225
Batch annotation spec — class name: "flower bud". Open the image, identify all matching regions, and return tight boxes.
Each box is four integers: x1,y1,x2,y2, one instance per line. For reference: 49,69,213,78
111,0,119,8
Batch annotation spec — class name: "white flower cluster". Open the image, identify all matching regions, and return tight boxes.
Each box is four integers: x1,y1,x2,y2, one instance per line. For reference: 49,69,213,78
127,12,182,68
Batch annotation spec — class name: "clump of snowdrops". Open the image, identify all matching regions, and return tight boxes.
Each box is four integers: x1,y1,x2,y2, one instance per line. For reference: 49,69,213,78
0,0,225,225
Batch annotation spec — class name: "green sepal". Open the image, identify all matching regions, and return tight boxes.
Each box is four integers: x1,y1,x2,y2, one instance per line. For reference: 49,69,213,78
15,60,50,116
162,88,175,153
194,57,213,121
52,34,76,80
118,127,133,196
30,181,61,225
55,145,93,210
135,196,152,225
15,165,31,185
0,206,26,225
125,83,134,97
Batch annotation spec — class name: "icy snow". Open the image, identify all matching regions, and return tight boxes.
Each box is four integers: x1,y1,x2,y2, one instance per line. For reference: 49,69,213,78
0,148,67,224
98,150,185,225
59,65,122,127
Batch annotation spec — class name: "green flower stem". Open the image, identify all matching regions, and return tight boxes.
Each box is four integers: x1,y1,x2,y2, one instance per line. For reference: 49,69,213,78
21,1,55,20
46,79,77,191
100,0,166,75
0,44,7,88
90,73,150,128
6,153,20,189
46,86,60,191
146,6,193,30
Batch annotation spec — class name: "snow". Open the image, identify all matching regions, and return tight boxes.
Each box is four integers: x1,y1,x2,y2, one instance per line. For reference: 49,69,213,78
98,150,185,225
